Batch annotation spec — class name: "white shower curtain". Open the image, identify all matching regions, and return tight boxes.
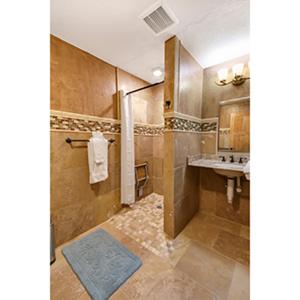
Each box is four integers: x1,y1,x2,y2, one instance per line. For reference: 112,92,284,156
121,91,135,205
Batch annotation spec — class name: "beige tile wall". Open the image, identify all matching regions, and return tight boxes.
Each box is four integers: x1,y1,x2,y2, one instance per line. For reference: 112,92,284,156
202,55,250,119
163,36,204,238
199,168,250,226
163,131,175,237
134,135,154,199
163,36,250,238
51,36,164,246
199,56,250,226
51,35,118,118
51,130,164,246
51,131,121,246
173,132,202,235
118,69,164,125
177,46,203,119
200,133,217,154
153,135,164,195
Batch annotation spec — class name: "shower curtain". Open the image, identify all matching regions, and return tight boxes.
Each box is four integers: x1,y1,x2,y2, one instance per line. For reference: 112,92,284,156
121,91,135,205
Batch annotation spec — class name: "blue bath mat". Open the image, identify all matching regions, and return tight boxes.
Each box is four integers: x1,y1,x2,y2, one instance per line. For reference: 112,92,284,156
62,229,142,300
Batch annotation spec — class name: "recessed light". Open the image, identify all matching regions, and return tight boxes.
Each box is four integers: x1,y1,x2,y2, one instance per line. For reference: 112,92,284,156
152,67,163,77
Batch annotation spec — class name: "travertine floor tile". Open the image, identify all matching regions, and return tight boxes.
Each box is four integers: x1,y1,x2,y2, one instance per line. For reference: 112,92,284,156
197,213,241,236
167,233,191,267
227,263,250,300
145,269,218,300
213,230,250,265
240,225,250,240
109,289,131,300
180,215,220,247
51,256,86,300
175,241,235,300
119,255,172,299
77,291,92,300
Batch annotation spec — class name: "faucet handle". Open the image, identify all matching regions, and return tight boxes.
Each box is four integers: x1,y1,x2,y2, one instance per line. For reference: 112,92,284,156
239,157,243,164
219,155,226,162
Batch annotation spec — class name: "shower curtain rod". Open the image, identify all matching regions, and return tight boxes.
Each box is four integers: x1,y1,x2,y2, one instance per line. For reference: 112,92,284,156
125,80,164,96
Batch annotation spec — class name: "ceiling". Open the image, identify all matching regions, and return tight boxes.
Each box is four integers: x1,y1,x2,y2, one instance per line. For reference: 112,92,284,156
51,0,249,83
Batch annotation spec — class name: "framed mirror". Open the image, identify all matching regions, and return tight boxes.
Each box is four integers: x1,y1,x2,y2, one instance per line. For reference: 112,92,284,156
218,96,250,152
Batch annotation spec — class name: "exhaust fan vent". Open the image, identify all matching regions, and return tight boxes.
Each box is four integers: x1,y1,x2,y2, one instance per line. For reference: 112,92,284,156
140,4,178,35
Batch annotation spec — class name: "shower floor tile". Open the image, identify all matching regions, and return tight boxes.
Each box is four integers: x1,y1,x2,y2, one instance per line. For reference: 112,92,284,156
108,193,191,262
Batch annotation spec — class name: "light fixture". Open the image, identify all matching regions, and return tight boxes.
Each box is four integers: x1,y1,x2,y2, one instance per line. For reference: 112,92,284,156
152,67,163,77
217,68,229,83
216,63,250,86
232,63,244,77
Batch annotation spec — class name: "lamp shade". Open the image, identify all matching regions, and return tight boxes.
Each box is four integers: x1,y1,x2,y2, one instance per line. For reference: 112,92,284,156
232,63,244,77
217,68,228,82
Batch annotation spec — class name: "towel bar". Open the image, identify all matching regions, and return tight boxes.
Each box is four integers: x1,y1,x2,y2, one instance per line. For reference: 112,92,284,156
65,137,115,144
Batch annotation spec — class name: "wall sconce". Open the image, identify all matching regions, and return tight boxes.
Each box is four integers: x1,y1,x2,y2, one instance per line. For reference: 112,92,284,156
216,63,250,86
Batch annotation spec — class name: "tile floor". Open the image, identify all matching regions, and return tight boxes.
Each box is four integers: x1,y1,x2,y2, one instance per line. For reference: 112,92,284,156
51,193,250,300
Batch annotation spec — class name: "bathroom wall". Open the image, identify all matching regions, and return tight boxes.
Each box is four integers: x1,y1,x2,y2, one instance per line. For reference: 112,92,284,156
199,55,250,226
163,37,249,239
51,35,163,246
118,68,164,198
164,36,204,238
202,55,250,118
152,134,164,195
50,35,118,118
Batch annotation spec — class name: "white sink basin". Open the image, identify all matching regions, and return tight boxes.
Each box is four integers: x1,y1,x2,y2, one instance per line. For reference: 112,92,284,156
188,158,247,178
212,162,245,178
213,168,243,178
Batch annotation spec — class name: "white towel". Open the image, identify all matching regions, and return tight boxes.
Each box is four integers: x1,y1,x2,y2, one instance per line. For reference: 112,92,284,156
87,131,108,184
243,160,250,180
93,138,104,164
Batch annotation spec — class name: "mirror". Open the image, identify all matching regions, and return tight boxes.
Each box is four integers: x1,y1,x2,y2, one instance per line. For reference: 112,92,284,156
218,97,250,152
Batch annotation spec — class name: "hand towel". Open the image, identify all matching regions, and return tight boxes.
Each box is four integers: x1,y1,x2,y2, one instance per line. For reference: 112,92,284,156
88,132,108,184
92,134,104,164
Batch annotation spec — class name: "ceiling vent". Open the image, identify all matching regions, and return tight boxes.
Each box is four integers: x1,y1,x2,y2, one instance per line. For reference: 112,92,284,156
140,3,178,35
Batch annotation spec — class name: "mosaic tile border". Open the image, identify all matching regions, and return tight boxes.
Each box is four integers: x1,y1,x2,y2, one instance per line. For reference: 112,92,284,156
134,123,164,136
164,116,218,133
50,110,164,136
50,112,121,134
164,111,202,123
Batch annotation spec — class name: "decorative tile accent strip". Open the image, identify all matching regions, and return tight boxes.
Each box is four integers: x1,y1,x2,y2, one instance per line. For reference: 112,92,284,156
50,114,121,133
50,110,164,136
134,123,164,136
164,116,217,133
164,111,202,123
